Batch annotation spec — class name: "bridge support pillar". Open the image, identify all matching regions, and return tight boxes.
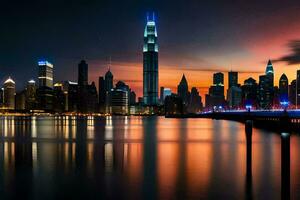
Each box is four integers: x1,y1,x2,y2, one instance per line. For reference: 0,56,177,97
245,120,253,199
281,132,290,200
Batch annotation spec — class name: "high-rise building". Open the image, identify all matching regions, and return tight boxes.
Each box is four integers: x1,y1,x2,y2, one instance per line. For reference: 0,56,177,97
16,90,26,110
213,72,224,86
162,88,172,102
108,88,128,115
25,80,37,110
0,88,4,107
241,77,258,107
98,76,106,112
64,81,78,112
177,74,189,105
3,77,16,110
279,73,288,102
53,83,67,113
188,87,203,113
228,71,238,88
160,86,164,103
227,86,242,108
143,13,159,106
105,70,113,93
37,60,54,111
205,72,225,109
38,60,53,88
130,91,136,105
266,60,274,87
289,80,296,106
78,60,88,86
296,70,300,106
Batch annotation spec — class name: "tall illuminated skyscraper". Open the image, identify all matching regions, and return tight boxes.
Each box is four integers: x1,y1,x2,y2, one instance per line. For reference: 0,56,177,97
37,60,54,111
38,60,53,88
3,77,15,110
143,13,158,106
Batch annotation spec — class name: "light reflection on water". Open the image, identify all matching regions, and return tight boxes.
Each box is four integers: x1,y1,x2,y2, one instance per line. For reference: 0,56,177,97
0,116,299,199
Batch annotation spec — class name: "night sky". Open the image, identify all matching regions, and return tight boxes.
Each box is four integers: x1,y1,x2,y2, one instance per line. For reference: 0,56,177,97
1,0,300,97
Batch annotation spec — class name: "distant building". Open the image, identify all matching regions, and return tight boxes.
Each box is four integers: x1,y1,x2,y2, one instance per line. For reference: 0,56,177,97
205,72,225,109
297,70,300,106
37,60,54,111
130,91,136,105
98,76,106,112
86,82,98,113
15,90,26,110
108,89,128,115
279,73,288,102
165,94,183,115
228,71,238,88
241,77,258,108
25,80,37,110
227,86,242,108
289,80,296,106
143,13,159,105
3,77,16,110
0,88,4,107
64,81,78,112
53,83,67,113
78,60,88,86
162,88,171,103
188,87,202,113
177,74,190,105
105,70,113,92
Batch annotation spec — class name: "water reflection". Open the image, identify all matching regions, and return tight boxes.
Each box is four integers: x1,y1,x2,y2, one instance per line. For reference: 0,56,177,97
0,116,300,199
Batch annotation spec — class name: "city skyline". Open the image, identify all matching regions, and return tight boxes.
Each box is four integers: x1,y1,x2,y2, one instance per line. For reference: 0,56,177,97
2,1,300,99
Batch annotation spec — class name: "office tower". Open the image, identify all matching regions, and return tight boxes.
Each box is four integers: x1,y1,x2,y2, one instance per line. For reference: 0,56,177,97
258,75,272,109
242,77,258,107
38,60,53,88
228,71,238,88
213,72,224,86
3,77,15,110
64,81,78,112
289,80,296,106
143,13,159,106
265,60,274,87
105,70,113,92
98,76,106,112
297,70,300,106
177,74,189,105
130,91,136,105
279,73,288,102
53,83,66,113
25,80,37,110
160,87,164,103
108,89,129,115
205,72,225,109
227,86,242,108
188,87,203,113
162,88,172,102
78,60,88,86
86,82,98,113
165,94,183,115
37,60,54,111
15,90,26,110
0,88,4,106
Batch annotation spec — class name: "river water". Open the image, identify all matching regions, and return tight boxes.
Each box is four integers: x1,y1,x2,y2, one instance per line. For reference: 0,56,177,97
0,116,299,199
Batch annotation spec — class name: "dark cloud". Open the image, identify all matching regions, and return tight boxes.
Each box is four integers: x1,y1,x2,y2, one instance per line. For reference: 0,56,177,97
275,40,300,65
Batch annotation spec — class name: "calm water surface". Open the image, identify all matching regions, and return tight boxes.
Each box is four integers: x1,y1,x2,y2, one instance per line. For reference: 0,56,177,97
0,116,299,199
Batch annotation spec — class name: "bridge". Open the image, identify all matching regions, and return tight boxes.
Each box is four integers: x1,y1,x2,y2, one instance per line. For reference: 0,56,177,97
166,110,300,132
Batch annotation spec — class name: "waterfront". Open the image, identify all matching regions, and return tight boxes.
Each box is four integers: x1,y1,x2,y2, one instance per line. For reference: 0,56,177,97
0,116,300,199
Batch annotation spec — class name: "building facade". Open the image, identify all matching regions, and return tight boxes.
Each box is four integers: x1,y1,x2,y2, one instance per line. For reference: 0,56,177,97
143,14,159,105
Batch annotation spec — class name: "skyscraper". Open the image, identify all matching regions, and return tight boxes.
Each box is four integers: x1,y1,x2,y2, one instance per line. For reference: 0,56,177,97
3,77,15,110
38,60,53,88
228,71,238,88
78,60,88,86
143,13,158,106
296,70,300,106
177,74,189,105
25,80,37,110
37,60,54,111
279,73,288,102
105,70,113,92
213,72,224,86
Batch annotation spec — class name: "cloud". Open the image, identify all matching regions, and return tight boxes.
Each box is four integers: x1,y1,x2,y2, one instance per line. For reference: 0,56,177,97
275,40,300,65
